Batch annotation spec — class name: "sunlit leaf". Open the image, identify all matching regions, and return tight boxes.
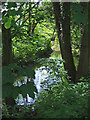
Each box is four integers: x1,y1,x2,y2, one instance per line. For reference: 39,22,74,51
4,17,12,29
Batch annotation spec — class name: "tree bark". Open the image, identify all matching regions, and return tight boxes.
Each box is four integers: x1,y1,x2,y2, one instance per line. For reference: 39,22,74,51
52,2,76,83
2,24,12,66
76,3,90,81
76,27,89,81
2,25,16,108
88,2,90,74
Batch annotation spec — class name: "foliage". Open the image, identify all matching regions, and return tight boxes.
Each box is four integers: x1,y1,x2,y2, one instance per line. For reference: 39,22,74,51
2,63,37,99
34,79,89,118
2,2,54,64
50,51,61,59
71,24,82,68
2,75,89,119
2,103,34,118
13,24,53,63
2,2,22,29
71,3,88,25
2,2,89,119
70,3,88,69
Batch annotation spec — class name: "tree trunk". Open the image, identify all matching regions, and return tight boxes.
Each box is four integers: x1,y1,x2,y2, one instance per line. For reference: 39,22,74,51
88,2,90,75
52,2,63,56
52,2,76,83
2,25,16,109
76,27,89,81
2,24,12,66
76,3,90,81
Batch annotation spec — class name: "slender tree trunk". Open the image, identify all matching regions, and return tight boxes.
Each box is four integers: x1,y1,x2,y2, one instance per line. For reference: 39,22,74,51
2,24,12,66
52,2,76,83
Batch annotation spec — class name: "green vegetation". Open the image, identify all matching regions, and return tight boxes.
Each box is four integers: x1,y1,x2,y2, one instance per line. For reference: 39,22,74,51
2,63,37,107
2,76,89,119
13,22,53,64
1,1,89,119
34,80,88,118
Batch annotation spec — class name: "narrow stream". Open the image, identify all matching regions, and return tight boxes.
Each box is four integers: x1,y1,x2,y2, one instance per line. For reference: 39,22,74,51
16,57,62,106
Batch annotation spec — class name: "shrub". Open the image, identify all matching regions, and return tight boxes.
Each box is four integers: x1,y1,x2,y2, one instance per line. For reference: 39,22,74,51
34,80,89,118
2,103,33,118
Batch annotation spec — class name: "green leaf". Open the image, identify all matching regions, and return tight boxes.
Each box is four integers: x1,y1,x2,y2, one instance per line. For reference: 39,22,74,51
20,82,37,99
71,3,88,24
2,66,16,84
4,17,12,29
2,17,8,24
12,86,20,99
2,84,13,98
7,3,17,8
16,9,23,16
11,20,16,27
4,21,11,29
8,9,17,16
19,84,27,98
73,13,87,24
22,66,35,78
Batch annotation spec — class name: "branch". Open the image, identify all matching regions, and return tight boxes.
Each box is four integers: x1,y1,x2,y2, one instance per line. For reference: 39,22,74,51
18,3,25,11
15,1,42,23
32,22,38,33
28,3,31,34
